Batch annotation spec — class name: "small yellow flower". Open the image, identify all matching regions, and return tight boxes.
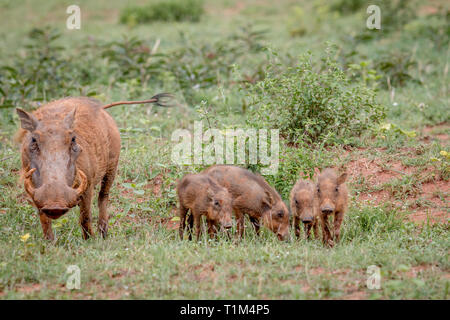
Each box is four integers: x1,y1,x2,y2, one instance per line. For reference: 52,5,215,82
440,150,449,160
20,233,30,242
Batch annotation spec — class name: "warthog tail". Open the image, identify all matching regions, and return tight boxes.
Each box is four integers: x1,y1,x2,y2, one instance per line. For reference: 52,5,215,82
101,93,173,109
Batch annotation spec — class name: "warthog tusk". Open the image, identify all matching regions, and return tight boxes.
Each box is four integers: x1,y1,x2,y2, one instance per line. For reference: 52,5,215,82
74,169,88,196
24,168,36,197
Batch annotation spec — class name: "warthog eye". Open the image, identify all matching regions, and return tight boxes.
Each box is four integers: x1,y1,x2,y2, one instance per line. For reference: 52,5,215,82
71,136,80,153
335,186,339,192
277,211,284,218
295,199,298,205
317,187,320,193
214,200,220,207
30,137,39,152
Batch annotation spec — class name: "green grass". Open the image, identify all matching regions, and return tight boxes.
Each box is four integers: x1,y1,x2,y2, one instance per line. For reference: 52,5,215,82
0,203,448,299
0,0,449,299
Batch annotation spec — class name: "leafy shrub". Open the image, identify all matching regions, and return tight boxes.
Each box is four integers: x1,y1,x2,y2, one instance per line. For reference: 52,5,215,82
164,26,267,104
403,10,450,49
0,27,99,110
101,36,164,87
344,51,419,90
372,52,418,89
341,0,419,41
0,27,66,108
329,0,366,14
347,61,381,89
247,47,385,145
120,0,204,25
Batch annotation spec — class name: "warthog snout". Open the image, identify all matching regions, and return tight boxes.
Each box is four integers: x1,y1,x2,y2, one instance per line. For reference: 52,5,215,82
278,232,290,242
25,168,88,218
222,222,233,229
41,206,69,219
302,216,314,223
321,206,334,215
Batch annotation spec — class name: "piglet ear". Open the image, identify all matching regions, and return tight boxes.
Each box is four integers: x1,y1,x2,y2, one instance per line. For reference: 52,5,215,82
337,173,348,185
207,188,214,202
313,167,321,180
262,190,273,211
63,108,77,129
16,108,38,132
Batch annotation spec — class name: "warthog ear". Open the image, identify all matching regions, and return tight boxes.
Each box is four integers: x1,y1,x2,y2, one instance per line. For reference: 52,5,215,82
313,167,321,180
337,173,348,185
206,188,214,202
16,108,38,132
64,108,77,129
262,190,273,210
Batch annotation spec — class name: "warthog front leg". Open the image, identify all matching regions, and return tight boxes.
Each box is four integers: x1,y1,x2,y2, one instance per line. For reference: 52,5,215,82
333,211,344,243
313,218,320,239
39,212,54,241
207,219,218,239
250,216,260,236
232,196,246,239
303,222,313,239
79,186,94,240
320,214,333,247
293,215,301,239
179,205,188,240
194,212,202,241
98,170,116,238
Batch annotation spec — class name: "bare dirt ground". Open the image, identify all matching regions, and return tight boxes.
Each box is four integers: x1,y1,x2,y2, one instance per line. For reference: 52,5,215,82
347,154,448,224
344,124,449,224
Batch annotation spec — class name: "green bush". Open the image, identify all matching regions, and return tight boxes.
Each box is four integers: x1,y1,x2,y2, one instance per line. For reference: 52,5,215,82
101,36,164,86
247,47,385,145
0,27,99,110
372,51,419,89
403,10,450,49
352,0,418,41
329,0,366,14
120,0,204,25
164,26,267,105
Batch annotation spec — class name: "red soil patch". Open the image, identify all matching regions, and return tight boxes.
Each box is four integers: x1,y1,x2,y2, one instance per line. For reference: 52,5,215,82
15,283,44,294
107,269,137,280
402,265,438,278
407,180,449,223
422,123,449,144
145,173,164,197
0,282,65,297
357,189,391,204
119,187,145,203
347,154,416,186
347,148,448,224
308,267,326,276
407,209,447,224
160,215,180,231
192,263,217,282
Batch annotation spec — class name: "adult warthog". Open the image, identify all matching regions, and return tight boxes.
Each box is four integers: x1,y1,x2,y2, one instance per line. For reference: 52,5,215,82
16,94,170,240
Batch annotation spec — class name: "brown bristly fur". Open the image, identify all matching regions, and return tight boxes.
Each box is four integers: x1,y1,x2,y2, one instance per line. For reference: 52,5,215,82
15,95,168,240
315,168,348,247
202,165,290,241
289,179,320,240
177,173,233,241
